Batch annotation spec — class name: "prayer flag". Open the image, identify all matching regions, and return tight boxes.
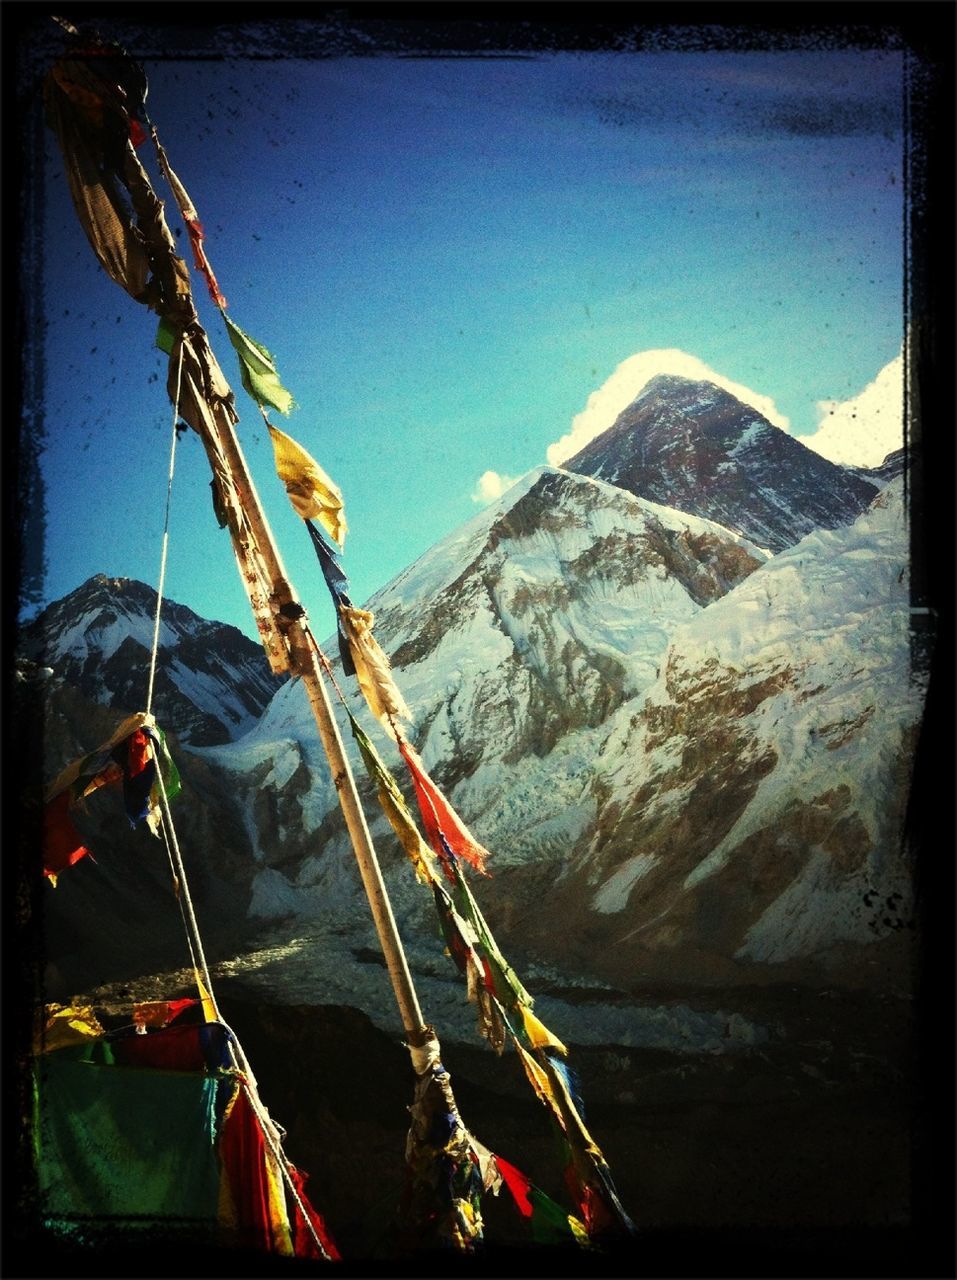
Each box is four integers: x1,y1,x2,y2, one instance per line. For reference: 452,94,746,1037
132,998,198,1030
396,737,490,877
151,132,228,309
306,520,355,674
520,1004,568,1057
349,713,435,881
43,790,91,885
268,425,346,544
222,312,295,415
288,1165,341,1261
35,1003,105,1053
340,606,411,727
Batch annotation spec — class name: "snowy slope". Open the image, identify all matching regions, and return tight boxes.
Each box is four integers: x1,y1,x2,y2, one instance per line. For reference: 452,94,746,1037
526,477,924,988
196,466,767,945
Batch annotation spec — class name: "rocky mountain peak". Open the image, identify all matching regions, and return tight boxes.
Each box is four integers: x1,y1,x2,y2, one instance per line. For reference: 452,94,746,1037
565,377,879,553
20,575,283,747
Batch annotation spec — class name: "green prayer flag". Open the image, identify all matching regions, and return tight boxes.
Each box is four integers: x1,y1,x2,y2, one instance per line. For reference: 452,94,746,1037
156,316,177,354
156,727,182,803
221,312,295,415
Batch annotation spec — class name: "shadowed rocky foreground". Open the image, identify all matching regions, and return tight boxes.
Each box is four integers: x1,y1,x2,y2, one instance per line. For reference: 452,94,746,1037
15,971,951,1280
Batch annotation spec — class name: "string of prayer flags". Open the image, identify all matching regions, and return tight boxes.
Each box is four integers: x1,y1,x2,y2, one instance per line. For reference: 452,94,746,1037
334,679,635,1242
339,606,411,727
222,312,295,416
395,736,490,878
267,423,346,544
151,129,228,309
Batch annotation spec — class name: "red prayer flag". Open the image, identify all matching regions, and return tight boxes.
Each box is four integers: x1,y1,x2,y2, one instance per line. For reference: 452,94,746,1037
43,790,91,883
127,728,152,777
494,1154,534,1218
186,218,228,310
218,1084,277,1253
396,737,490,877
288,1165,341,1261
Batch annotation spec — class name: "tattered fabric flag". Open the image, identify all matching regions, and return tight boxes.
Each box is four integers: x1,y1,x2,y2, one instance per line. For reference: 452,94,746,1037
35,1003,105,1054
492,1154,587,1246
221,312,295,416
339,605,411,727
151,130,228,309
396,737,490,877
520,1004,568,1057
512,1037,561,1117
44,57,151,301
306,520,355,675
218,1082,294,1256
132,998,198,1030
267,424,346,544
402,1030,484,1252
287,1165,341,1262
43,790,91,886
349,713,435,882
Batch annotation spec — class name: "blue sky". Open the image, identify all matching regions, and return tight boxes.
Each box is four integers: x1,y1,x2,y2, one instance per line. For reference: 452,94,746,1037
31,36,905,643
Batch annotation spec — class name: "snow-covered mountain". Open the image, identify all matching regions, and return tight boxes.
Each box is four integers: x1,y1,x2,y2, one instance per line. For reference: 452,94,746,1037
512,477,923,991
20,574,283,746
27,381,924,1031
193,471,921,1002
198,467,768,921
563,374,881,553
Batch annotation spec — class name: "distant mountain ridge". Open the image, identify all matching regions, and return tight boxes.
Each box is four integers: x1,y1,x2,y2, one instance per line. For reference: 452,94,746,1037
564,374,881,552
20,574,283,746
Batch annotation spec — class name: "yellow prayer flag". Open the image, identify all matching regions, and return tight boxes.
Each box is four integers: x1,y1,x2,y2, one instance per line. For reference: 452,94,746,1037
339,605,411,726
520,1003,568,1057
267,424,347,545
196,973,218,1024
35,1003,105,1054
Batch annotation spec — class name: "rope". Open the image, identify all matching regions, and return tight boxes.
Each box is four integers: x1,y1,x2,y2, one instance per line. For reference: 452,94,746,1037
152,763,220,1021
152,765,332,1260
145,344,184,719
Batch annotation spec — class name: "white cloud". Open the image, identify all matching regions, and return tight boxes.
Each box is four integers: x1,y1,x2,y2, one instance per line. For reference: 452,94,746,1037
546,348,791,466
471,469,520,505
798,353,903,469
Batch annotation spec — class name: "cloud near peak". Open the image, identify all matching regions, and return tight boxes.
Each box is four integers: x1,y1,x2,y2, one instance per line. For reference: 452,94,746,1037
545,349,791,466
798,352,903,468
471,469,520,505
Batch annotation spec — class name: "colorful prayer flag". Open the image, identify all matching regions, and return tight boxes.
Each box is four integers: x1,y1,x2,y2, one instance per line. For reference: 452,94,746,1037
306,520,355,674
267,425,346,544
396,737,490,877
349,713,435,881
151,132,228,309
43,790,91,885
222,312,295,415
339,606,411,727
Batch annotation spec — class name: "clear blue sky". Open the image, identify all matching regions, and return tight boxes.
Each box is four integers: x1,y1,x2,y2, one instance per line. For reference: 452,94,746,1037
31,33,904,643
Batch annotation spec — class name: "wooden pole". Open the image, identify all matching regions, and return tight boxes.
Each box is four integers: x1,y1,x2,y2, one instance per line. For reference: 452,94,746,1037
210,404,428,1036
